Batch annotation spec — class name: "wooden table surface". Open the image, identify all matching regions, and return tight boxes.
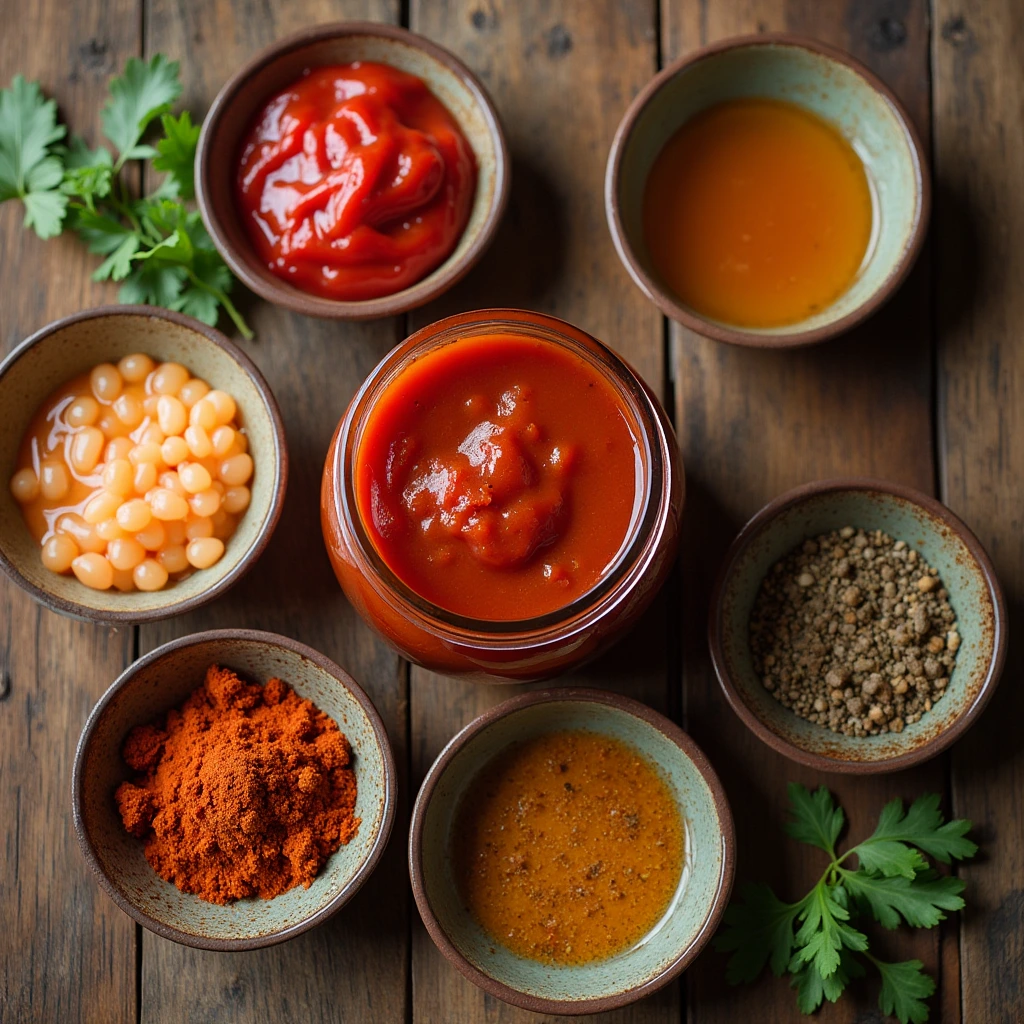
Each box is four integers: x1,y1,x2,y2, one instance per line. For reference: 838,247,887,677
2,0,1021,1021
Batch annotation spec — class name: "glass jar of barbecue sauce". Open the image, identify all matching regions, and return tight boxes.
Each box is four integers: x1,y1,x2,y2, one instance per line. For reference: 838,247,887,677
321,309,683,682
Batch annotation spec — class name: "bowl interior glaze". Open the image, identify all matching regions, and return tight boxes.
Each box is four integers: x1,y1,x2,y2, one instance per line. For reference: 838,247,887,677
611,39,926,344
74,633,394,948
0,309,284,621
199,25,507,318
712,486,1002,768
415,695,731,1009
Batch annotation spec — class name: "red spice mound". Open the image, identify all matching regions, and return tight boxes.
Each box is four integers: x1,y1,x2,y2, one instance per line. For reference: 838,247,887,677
115,665,360,904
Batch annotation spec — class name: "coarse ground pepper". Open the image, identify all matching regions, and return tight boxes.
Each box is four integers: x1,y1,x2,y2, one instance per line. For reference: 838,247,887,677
749,527,960,737
115,665,360,904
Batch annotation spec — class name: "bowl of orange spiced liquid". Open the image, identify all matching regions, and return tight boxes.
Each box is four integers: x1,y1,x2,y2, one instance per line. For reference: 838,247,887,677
0,305,286,622
606,34,929,347
72,629,396,949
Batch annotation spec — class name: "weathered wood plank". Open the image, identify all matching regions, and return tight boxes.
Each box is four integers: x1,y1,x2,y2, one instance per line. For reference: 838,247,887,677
934,1,1024,1018
0,1,141,1019
660,1,948,1021
406,2,676,1021
137,3,409,1022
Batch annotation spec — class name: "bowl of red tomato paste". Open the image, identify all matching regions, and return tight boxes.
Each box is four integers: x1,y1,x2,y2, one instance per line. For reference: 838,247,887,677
197,23,509,320
321,310,684,682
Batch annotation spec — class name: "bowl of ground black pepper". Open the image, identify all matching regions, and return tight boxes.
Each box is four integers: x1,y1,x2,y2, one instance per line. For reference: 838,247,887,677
708,479,1006,773
72,629,396,949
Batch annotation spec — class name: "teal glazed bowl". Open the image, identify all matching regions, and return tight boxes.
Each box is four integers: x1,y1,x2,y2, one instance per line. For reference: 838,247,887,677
709,480,1006,773
409,689,734,1014
72,630,396,949
606,34,929,347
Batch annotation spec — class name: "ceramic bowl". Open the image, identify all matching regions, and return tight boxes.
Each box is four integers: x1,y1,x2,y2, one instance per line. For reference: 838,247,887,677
709,479,1006,773
196,22,509,320
605,34,929,347
409,688,734,1014
0,306,287,623
72,629,397,950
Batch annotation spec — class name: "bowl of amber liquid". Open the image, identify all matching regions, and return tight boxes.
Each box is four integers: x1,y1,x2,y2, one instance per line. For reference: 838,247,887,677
606,34,929,347
409,689,734,1014
321,309,683,682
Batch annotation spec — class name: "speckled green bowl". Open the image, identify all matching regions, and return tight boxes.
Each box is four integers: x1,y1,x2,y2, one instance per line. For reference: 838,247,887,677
606,34,929,347
0,306,286,623
72,630,396,949
709,480,1006,772
409,689,734,1015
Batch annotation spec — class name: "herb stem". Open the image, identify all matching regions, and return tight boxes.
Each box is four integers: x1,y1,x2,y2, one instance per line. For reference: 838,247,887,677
184,268,253,340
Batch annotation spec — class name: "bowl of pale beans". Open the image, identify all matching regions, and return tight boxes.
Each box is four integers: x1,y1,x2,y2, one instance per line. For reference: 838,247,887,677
0,306,287,622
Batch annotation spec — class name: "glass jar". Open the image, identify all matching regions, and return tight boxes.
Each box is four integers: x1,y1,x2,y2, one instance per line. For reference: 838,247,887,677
321,309,683,682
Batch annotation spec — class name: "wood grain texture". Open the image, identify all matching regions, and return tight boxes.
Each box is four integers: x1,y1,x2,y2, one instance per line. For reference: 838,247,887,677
660,1,952,1021
934,0,1024,1019
137,3,410,1022
406,2,678,1021
0,1,140,1020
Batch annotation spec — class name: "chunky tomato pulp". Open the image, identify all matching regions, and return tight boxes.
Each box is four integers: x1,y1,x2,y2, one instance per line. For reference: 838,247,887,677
355,335,641,620
236,63,476,301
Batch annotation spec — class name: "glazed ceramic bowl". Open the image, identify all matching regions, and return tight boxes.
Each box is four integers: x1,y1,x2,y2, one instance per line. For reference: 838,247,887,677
409,688,734,1014
197,22,509,320
709,480,1006,773
0,306,286,623
606,34,929,347
72,630,396,950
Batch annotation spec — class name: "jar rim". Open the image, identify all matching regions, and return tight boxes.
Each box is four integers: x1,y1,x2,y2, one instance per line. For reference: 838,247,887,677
333,309,671,638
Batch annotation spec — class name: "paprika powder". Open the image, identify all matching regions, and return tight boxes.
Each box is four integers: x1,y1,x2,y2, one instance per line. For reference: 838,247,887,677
115,664,360,904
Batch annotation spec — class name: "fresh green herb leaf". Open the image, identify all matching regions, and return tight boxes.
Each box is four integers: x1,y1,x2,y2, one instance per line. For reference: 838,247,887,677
0,75,68,237
849,794,978,874
871,956,936,1024
119,261,187,307
70,206,137,255
714,882,804,983
61,135,113,171
153,110,199,198
716,788,976,1022
842,868,966,930
93,232,141,281
784,783,845,856
101,55,182,167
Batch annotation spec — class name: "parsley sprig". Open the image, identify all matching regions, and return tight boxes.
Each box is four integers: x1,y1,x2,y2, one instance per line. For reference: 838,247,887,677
0,58,251,339
715,784,976,1023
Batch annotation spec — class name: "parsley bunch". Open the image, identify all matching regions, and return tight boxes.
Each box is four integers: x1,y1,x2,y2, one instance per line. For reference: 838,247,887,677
715,784,976,1023
0,57,251,338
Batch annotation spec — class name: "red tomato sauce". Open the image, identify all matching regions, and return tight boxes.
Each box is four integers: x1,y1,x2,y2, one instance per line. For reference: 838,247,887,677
235,63,476,302
354,334,641,620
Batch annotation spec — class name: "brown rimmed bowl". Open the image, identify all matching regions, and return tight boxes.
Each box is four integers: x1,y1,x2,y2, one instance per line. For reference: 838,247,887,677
196,22,509,320
0,306,287,624
709,479,1006,773
409,688,734,1014
72,629,397,950
605,34,930,348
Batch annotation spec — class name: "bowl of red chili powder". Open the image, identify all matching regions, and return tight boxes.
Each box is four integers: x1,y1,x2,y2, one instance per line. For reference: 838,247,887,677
72,629,396,949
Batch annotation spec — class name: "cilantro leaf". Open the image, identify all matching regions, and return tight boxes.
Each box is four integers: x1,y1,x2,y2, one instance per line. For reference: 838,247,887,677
842,867,966,929
0,75,68,238
785,784,845,856
69,206,136,255
61,135,113,170
93,232,141,281
790,948,865,1013
101,55,181,166
714,882,804,983
153,110,199,198
119,261,187,307
871,957,936,1024
790,882,868,979
849,795,977,876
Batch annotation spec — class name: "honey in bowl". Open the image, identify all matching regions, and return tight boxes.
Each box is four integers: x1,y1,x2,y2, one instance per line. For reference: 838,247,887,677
642,97,874,328
452,730,684,965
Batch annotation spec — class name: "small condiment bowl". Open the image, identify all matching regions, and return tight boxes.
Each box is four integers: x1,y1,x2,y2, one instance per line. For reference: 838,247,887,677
0,305,287,623
196,22,509,320
72,629,397,950
409,688,734,1014
709,479,1006,773
605,34,929,347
